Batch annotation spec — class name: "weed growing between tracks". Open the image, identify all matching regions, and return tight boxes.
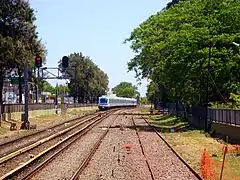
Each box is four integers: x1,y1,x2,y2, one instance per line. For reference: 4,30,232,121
147,115,240,179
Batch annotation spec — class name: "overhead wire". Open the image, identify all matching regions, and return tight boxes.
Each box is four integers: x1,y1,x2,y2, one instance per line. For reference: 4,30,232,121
208,71,228,103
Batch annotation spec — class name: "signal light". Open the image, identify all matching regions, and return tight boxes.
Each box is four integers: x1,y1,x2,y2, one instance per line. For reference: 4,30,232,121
35,55,42,68
62,56,69,69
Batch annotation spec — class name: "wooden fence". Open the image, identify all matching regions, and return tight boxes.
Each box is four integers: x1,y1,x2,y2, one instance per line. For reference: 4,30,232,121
158,103,240,127
0,103,97,114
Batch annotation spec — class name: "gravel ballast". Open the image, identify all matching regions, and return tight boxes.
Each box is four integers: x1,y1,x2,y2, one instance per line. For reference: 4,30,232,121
79,110,200,180
133,115,199,180
78,114,153,180
0,114,100,177
0,113,97,157
1,108,201,180
28,111,120,180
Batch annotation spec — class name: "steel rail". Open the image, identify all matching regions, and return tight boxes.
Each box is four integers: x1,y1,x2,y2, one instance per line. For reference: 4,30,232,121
0,111,98,147
70,110,120,180
131,116,155,180
0,110,116,180
0,114,100,164
20,110,117,180
141,116,203,180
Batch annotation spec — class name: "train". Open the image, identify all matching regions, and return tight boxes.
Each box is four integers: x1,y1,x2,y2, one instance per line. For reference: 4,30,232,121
98,95,137,110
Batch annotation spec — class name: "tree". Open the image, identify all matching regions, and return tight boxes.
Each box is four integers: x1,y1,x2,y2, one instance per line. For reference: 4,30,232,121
55,84,70,95
0,0,47,103
58,52,109,103
166,0,182,9
39,81,55,94
125,0,240,107
140,97,149,104
112,82,139,98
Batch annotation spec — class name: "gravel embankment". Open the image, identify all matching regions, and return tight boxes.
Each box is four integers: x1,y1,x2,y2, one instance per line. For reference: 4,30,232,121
0,113,96,157
27,110,121,180
2,108,200,180
78,113,153,180
133,116,199,180
0,115,99,177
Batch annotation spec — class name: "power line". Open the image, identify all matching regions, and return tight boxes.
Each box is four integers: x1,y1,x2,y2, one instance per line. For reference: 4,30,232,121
208,71,228,103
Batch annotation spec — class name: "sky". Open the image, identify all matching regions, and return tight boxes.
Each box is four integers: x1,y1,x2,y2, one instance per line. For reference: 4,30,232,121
29,0,170,96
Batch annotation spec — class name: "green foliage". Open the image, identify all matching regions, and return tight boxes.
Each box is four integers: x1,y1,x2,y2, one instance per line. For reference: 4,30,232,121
125,0,240,107
59,52,109,103
0,0,47,103
209,101,240,109
140,97,149,104
38,81,55,94
55,84,70,94
37,81,70,96
229,93,240,108
112,82,139,98
146,81,158,103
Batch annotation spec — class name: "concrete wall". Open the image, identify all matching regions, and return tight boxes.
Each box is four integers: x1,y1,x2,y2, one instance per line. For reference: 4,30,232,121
211,122,240,143
187,114,240,143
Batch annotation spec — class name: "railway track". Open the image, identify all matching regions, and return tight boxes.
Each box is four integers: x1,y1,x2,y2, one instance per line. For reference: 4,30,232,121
0,109,117,180
0,111,99,157
131,116,155,180
70,112,118,180
140,116,203,180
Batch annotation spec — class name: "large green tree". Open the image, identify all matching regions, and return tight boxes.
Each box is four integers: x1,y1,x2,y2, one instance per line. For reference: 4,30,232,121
140,97,149,104
58,52,109,103
112,81,139,98
0,0,46,103
39,81,55,94
125,0,240,107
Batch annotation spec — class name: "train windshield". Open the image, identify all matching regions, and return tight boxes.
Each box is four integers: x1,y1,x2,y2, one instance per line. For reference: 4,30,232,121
99,98,108,104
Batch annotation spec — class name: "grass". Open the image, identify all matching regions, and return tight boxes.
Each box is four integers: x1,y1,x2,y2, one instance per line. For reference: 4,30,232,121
0,106,98,139
0,126,8,135
147,114,240,180
0,121,35,139
147,114,189,132
138,106,159,114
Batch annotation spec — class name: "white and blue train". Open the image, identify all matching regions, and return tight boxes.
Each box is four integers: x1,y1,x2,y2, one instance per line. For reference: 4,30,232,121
98,95,137,110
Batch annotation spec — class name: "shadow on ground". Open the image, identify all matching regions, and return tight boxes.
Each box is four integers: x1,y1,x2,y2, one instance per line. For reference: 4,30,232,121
106,124,199,133
146,114,201,133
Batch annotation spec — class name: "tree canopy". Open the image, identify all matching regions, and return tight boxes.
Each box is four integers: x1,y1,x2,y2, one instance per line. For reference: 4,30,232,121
0,0,47,103
140,97,149,104
112,82,139,98
58,52,109,103
125,0,240,107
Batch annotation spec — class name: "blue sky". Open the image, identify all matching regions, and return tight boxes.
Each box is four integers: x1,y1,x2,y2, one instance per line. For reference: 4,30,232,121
29,0,169,96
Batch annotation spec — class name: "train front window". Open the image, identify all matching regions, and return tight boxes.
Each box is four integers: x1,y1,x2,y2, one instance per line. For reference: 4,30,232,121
100,98,108,104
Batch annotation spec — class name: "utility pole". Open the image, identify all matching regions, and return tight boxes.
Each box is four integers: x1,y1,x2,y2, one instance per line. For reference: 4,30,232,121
34,68,37,103
55,83,58,114
35,84,38,104
35,55,42,103
36,67,40,103
21,63,29,129
205,10,211,133
205,43,211,132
